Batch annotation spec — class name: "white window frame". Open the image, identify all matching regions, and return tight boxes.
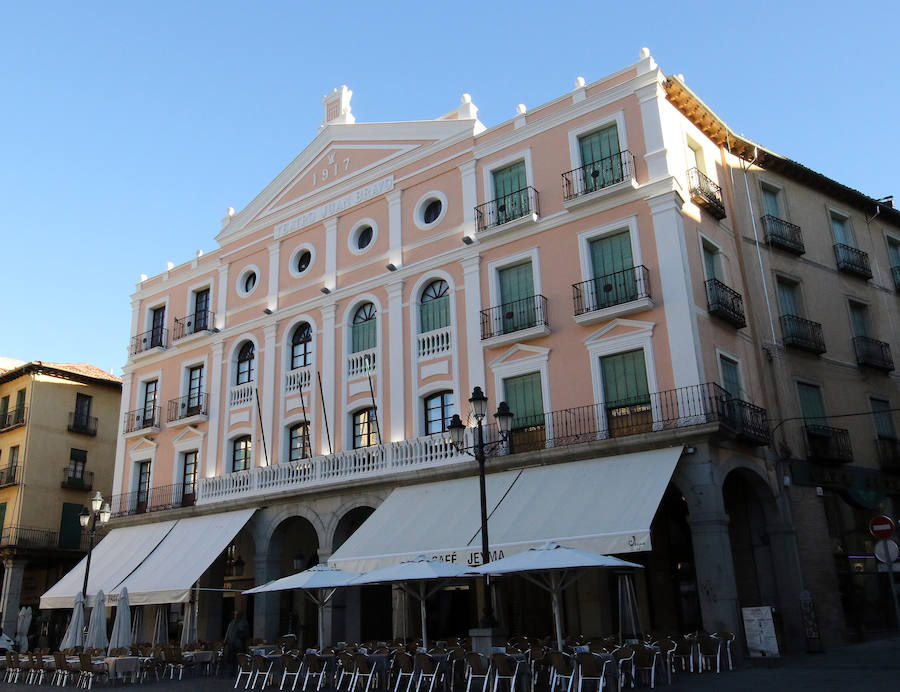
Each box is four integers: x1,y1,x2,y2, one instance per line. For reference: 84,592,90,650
487,248,542,308
348,218,379,256
715,348,744,398
481,148,534,203
226,429,255,473
490,345,552,439
698,233,726,283
413,191,449,231
283,315,318,372
184,281,213,321
567,110,628,170
230,334,260,385
758,178,788,220
288,243,317,278
179,356,208,399
283,415,313,463
143,298,170,336
418,383,456,437
827,206,856,247
577,215,642,283
236,264,261,297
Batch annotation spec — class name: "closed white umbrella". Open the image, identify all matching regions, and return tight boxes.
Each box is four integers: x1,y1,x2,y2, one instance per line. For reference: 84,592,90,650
131,605,144,644
468,542,642,650
15,607,27,652
59,591,85,650
107,587,132,654
84,590,108,651
152,605,169,647
244,563,359,648
180,598,198,649
348,555,470,649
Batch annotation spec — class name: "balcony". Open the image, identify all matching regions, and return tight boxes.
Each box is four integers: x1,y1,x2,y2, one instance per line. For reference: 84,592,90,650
780,314,826,354
417,326,453,361
173,310,215,341
68,411,97,436
892,266,900,291
572,266,651,323
762,215,805,254
804,424,853,464
853,336,894,371
688,168,726,219
229,383,256,410
0,465,21,488
167,393,209,424
481,294,550,346
705,279,746,328
110,483,193,518
123,407,160,435
130,328,168,356
285,366,313,394
347,350,376,379
61,467,94,491
475,186,539,232
193,382,769,508
833,243,872,279
876,438,900,473
0,407,27,432
562,150,636,203
0,526,91,552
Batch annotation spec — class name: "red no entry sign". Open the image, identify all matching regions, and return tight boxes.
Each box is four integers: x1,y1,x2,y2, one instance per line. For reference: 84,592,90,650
869,515,896,539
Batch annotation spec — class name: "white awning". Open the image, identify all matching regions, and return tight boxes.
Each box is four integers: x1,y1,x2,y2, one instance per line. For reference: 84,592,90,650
40,520,177,609
40,508,255,609
329,447,682,572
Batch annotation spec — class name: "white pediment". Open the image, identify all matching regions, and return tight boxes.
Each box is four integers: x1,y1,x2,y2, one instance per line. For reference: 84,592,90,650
583,318,655,345
489,343,551,369
171,425,206,447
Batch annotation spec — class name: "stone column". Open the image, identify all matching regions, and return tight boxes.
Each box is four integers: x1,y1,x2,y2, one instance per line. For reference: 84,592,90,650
252,556,281,643
0,558,27,635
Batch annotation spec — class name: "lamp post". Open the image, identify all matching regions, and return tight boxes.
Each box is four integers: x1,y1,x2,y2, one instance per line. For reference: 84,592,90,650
80,491,111,632
448,386,513,628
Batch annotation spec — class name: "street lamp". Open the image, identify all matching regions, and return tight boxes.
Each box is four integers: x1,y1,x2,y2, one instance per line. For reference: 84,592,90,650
80,491,111,632
448,386,514,627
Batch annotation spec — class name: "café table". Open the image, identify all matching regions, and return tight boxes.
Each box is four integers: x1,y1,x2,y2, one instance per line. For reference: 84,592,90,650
105,656,140,682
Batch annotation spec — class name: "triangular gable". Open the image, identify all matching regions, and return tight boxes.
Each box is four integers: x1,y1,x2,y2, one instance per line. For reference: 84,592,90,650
583,318,655,345
489,343,551,369
126,436,157,460
171,425,205,447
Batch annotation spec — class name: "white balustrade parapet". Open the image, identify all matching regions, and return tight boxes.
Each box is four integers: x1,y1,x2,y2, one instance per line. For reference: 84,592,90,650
347,349,377,378
417,326,452,360
196,431,471,505
229,383,255,409
284,366,312,393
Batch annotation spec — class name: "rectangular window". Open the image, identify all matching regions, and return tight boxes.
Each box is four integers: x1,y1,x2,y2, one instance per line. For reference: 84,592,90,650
579,124,622,190
589,230,636,307
182,451,197,502
187,365,204,412
797,383,828,427
232,437,252,472
503,372,545,430
193,288,210,330
74,393,92,424
424,391,455,435
889,238,900,268
848,302,868,338
136,461,151,507
776,279,800,316
68,449,87,479
600,350,651,436
492,161,529,223
761,185,781,218
719,355,741,400
59,503,83,549
0,396,7,424
687,141,705,174
9,446,19,467
14,389,25,415
701,242,721,282
830,212,853,246
150,306,166,347
352,409,378,449
143,380,158,423
497,261,536,332
289,423,311,461
871,398,897,440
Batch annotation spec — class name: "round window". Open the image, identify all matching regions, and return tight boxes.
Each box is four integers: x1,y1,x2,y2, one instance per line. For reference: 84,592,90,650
243,271,257,293
356,225,373,250
296,250,312,274
423,199,443,225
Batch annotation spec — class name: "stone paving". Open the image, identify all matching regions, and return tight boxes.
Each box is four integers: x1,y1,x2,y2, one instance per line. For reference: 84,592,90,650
0,636,897,691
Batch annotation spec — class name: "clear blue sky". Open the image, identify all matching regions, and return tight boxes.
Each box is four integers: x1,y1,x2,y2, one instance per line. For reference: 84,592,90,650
1,1,896,375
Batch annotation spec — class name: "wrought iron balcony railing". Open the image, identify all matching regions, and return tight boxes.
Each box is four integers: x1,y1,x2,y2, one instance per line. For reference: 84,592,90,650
61,467,94,490
705,279,746,328
167,393,209,422
688,168,726,219
853,336,894,371
0,407,27,432
833,243,872,279
803,424,853,464
562,150,635,200
130,327,168,356
876,438,900,473
780,314,826,354
68,411,97,436
762,215,805,254
0,465,21,488
110,483,192,518
892,266,900,291
475,186,539,232
573,266,650,316
0,525,92,552
173,310,215,340
123,407,160,434
481,295,549,340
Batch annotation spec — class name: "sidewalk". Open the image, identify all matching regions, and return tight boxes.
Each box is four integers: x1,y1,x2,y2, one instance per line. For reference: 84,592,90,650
1,637,897,691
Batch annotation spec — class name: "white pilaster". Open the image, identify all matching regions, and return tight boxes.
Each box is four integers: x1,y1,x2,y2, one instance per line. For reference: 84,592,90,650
267,241,281,311
111,371,133,495
637,80,681,185
324,218,338,291
128,298,141,362
216,263,228,330
261,323,278,465
648,191,704,388
386,280,405,442
205,340,225,477
461,255,486,394
320,304,337,454
459,160,477,231
387,189,402,268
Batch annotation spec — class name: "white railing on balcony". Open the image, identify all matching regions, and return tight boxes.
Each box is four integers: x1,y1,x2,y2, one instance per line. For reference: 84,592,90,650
347,349,377,378
284,366,312,394
229,383,255,409
196,433,467,505
417,326,452,360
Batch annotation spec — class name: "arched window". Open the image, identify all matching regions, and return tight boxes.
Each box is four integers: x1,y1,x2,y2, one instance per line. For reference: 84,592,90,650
352,408,378,449
350,303,377,353
424,391,454,435
232,435,252,472
419,279,450,333
236,342,255,385
290,323,312,370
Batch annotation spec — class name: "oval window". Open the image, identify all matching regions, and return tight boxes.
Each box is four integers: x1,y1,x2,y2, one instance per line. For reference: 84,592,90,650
423,199,443,225
356,225,374,250
296,250,312,274
243,271,257,293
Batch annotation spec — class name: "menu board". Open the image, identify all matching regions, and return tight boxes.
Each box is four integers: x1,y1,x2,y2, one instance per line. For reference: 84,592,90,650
742,606,780,657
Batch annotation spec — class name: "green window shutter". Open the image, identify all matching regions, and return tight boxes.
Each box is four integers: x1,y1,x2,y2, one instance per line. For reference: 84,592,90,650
419,296,449,333
70,449,87,463
503,373,544,429
889,240,900,267
492,161,527,198
797,383,827,427
871,399,897,439
719,357,741,399
498,262,536,332
776,281,798,316
589,231,636,307
0,502,6,530
579,124,622,191
849,303,868,338
702,247,720,281
14,390,25,414
600,350,650,405
762,187,781,217
351,320,376,353
831,214,852,246
0,397,7,421
59,502,84,550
